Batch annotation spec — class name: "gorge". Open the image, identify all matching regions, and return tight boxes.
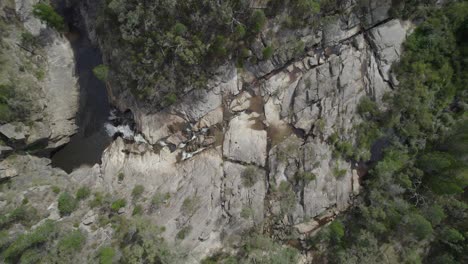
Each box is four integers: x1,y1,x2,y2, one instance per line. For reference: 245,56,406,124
0,0,466,263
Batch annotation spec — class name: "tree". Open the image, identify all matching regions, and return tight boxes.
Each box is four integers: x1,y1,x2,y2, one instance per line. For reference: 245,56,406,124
250,10,267,33
32,4,65,31
406,214,433,240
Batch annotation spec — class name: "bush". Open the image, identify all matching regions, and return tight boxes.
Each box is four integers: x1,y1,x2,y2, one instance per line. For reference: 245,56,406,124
262,46,274,60
19,249,42,264
76,186,91,200
172,22,187,36
58,192,78,216
20,32,39,50
333,166,347,178
210,35,228,59
32,4,64,31
277,181,296,214
110,199,126,212
58,230,86,254
132,204,143,216
250,10,267,33
357,97,379,118
117,172,124,182
151,192,171,210
131,185,145,199
294,171,316,183
181,196,200,216
93,65,109,82
176,225,192,240
235,24,246,39
89,192,106,208
328,220,345,242
2,220,56,262
99,247,115,264
0,205,39,229
242,166,260,187
163,93,177,105
240,206,254,219
51,186,60,194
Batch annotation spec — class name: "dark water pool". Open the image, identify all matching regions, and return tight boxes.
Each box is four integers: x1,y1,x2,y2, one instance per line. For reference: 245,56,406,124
51,12,112,173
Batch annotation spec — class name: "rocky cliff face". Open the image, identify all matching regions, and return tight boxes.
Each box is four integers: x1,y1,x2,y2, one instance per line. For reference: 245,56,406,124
0,0,79,155
71,0,411,258
0,0,413,262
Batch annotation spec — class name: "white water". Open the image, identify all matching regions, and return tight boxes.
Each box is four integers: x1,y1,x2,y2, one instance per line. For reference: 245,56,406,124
104,123,147,144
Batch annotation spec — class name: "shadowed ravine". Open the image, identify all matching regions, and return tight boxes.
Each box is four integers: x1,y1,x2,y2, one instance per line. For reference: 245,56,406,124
51,8,112,173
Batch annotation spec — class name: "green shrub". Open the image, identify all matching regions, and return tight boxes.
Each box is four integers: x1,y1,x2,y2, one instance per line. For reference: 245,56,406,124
235,24,246,39
92,65,109,82
19,248,42,264
176,225,192,240
181,196,200,216
328,220,345,242
277,181,296,214
439,227,464,244
131,185,145,199
240,206,254,219
262,46,274,60
0,206,38,229
76,186,91,200
250,10,267,33
58,192,78,216
333,166,347,179
0,104,12,123
89,192,105,208
51,186,60,194
117,172,124,182
151,192,171,210
99,247,115,264
58,230,86,254
2,220,56,262
172,22,187,36
110,198,126,212
20,32,39,50
210,35,228,59
242,166,260,187
294,171,316,183
132,204,143,216
357,97,379,118
32,4,64,31
163,93,177,105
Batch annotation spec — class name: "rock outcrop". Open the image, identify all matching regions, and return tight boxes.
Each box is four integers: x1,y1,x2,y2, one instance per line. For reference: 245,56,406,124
0,0,79,153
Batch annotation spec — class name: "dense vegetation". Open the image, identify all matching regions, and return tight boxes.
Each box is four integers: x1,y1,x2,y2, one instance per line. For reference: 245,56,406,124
311,1,468,263
95,0,324,106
